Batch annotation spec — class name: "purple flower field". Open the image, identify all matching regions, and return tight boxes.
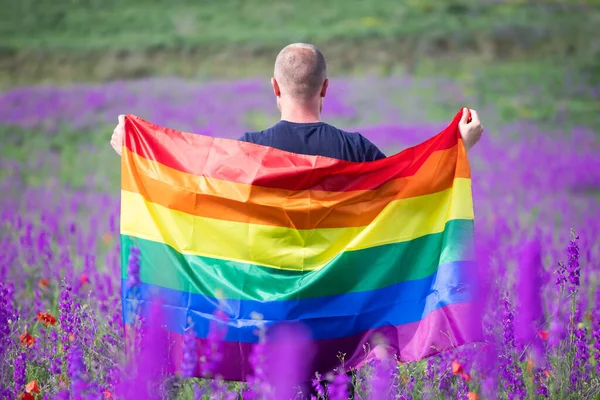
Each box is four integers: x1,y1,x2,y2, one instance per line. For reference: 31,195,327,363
1,75,599,399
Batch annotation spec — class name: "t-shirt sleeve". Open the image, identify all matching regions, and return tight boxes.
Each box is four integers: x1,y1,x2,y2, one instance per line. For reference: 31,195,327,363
359,135,386,161
238,132,252,142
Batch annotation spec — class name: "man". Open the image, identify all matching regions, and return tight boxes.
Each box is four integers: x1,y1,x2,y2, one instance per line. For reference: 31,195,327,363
109,43,483,396
110,43,483,159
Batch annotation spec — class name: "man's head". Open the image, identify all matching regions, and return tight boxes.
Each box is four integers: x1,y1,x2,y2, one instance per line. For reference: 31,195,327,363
272,43,328,113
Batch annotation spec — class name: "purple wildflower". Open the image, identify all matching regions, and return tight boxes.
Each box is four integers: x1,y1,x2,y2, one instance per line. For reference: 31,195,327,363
437,354,453,397
246,336,269,398
477,332,500,389
19,222,35,265
49,329,62,375
328,369,350,400
311,372,326,399
193,382,205,400
534,370,550,398
202,308,228,378
124,299,168,400
421,358,436,397
515,240,544,343
109,212,118,234
58,282,75,354
555,261,567,291
1,387,13,400
566,231,580,293
514,239,548,369
33,288,44,314
105,365,121,394
549,297,569,349
37,229,52,262
0,283,14,360
53,390,70,400
570,319,589,389
370,357,395,400
181,320,198,378
500,296,526,399
456,378,469,399
68,344,89,397
399,374,415,400
208,379,227,399
482,376,498,400
58,249,74,282
126,246,140,289
592,288,600,373
265,323,314,400
13,351,26,397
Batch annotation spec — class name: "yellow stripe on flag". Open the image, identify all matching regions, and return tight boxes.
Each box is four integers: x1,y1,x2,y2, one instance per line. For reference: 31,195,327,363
120,178,473,271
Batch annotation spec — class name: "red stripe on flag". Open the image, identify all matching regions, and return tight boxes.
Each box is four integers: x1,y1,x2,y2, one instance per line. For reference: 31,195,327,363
123,110,464,192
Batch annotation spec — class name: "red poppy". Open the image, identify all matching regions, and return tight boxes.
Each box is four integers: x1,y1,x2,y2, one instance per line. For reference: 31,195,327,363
19,393,34,400
538,331,549,341
103,390,113,399
69,333,75,342
451,361,463,374
461,372,471,382
80,274,89,285
468,392,480,400
36,312,57,326
19,331,35,348
25,380,40,394
103,233,112,244
38,278,50,289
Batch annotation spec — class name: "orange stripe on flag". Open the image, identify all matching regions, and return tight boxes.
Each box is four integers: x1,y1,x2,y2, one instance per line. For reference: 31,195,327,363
122,144,470,229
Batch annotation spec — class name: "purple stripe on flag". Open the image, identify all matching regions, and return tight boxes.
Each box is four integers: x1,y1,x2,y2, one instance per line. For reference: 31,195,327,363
161,302,481,382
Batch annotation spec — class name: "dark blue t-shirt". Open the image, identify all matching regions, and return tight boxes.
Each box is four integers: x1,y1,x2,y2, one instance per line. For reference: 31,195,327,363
238,120,386,162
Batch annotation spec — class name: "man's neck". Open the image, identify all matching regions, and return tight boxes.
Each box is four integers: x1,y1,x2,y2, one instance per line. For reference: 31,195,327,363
279,103,321,123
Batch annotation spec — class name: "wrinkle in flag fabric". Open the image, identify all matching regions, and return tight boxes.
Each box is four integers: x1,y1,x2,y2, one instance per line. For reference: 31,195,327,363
120,110,481,381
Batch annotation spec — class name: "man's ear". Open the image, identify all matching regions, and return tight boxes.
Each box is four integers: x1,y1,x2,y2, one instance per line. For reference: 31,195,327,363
271,77,281,97
320,79,329,98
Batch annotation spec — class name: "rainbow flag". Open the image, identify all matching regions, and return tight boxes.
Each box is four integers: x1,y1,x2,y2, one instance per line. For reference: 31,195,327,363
120,110,480,381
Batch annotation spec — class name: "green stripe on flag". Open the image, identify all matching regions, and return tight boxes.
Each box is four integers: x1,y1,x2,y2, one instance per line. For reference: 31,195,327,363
121,219,473,301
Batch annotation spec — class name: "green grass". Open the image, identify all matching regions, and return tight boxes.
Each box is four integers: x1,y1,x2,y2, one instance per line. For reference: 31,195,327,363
0,124,120,192
1,0,597,87
412,57,600,130
1,0,595,52
0,0,598,139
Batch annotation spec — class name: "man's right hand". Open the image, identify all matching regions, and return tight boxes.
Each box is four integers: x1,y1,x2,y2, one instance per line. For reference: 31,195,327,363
110,115,125,156
458,107,483,153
